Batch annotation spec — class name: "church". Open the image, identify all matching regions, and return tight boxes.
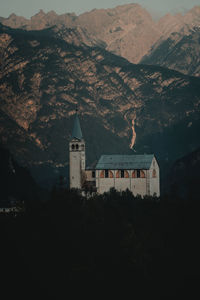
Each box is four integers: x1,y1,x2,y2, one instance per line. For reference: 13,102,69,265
69,111,160,197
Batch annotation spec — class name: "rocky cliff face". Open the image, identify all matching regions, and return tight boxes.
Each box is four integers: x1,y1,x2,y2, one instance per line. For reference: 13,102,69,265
141,27,200,77
75,4,161,64
157,6,200,38
0,24,200,187
142,6,200,76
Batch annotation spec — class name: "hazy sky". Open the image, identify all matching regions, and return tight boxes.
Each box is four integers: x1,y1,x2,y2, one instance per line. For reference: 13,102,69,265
1,0,200,18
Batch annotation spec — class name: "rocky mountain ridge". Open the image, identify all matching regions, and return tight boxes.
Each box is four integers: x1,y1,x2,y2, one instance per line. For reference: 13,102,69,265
141,27,200,77
142,5,200,76
1,4,200,71
0,24,200,187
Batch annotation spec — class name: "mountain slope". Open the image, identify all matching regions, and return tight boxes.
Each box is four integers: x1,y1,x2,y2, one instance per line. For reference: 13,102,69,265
141,6,200,76
0,24,200,187
141,27,200,77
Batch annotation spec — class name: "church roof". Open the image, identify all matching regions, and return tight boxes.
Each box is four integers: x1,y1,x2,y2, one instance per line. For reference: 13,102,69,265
95,154,154,170
71,113,83,140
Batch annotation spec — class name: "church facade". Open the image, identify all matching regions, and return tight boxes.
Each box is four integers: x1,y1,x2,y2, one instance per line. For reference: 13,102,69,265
69,112,160,197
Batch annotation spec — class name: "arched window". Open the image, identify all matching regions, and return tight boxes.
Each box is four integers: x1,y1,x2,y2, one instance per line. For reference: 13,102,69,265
100,170,104,178
132,171,136,178
72,144,75,150
124,170,129,178
116,170,128,178
109,170,114,178
76,144,79,150
100,170,114,178
152,169,156,178
132,170,144,178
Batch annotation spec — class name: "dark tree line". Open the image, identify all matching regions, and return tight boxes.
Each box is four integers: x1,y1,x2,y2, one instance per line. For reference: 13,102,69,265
1,183,200,296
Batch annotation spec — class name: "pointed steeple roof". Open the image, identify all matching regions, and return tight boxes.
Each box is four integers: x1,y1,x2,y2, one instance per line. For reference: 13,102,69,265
71,109,83,140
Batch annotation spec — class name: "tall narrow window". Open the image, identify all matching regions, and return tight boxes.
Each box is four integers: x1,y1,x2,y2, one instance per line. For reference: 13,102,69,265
92,171,95,178
100,171,104,178
136,170,140,178
121,170,124,178
105,170,109,178
76,144,79,150
72,144,75,150
132,171,136,178
109,170,114,178
100,170,104,178
125,170,129,178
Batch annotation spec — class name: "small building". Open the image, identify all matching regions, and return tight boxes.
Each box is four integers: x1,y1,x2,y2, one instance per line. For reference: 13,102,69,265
69,111,160,197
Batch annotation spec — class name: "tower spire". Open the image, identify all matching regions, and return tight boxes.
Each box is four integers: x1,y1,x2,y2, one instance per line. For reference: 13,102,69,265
71,106,83,140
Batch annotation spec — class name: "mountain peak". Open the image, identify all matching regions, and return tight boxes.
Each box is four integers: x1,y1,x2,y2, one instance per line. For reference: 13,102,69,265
38,9,45,15
8,13,17,18
188,5,200,14
47,10,57,17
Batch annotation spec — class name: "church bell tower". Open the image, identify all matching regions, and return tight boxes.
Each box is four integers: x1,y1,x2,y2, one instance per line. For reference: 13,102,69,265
69,109,85,189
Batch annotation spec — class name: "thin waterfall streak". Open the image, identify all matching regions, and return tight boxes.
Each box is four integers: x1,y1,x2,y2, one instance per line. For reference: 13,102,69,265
129,118,136,149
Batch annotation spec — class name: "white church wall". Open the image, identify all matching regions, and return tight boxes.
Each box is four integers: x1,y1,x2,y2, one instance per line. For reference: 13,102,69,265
96,169,151,196
114,178,130,192
70,151,82,189
81,151,86,170
149,158,160,197
69,140,85,189
98,178,115,194
131,178,147,197
96,170,115,194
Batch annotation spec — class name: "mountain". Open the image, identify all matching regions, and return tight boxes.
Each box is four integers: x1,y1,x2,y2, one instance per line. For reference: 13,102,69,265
141,24,200,77
0,4,161,64
0,10,76,30
73,4,162,64
0,24,200,187
141,7,200,76
1,4,200,74
156,6,200,39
